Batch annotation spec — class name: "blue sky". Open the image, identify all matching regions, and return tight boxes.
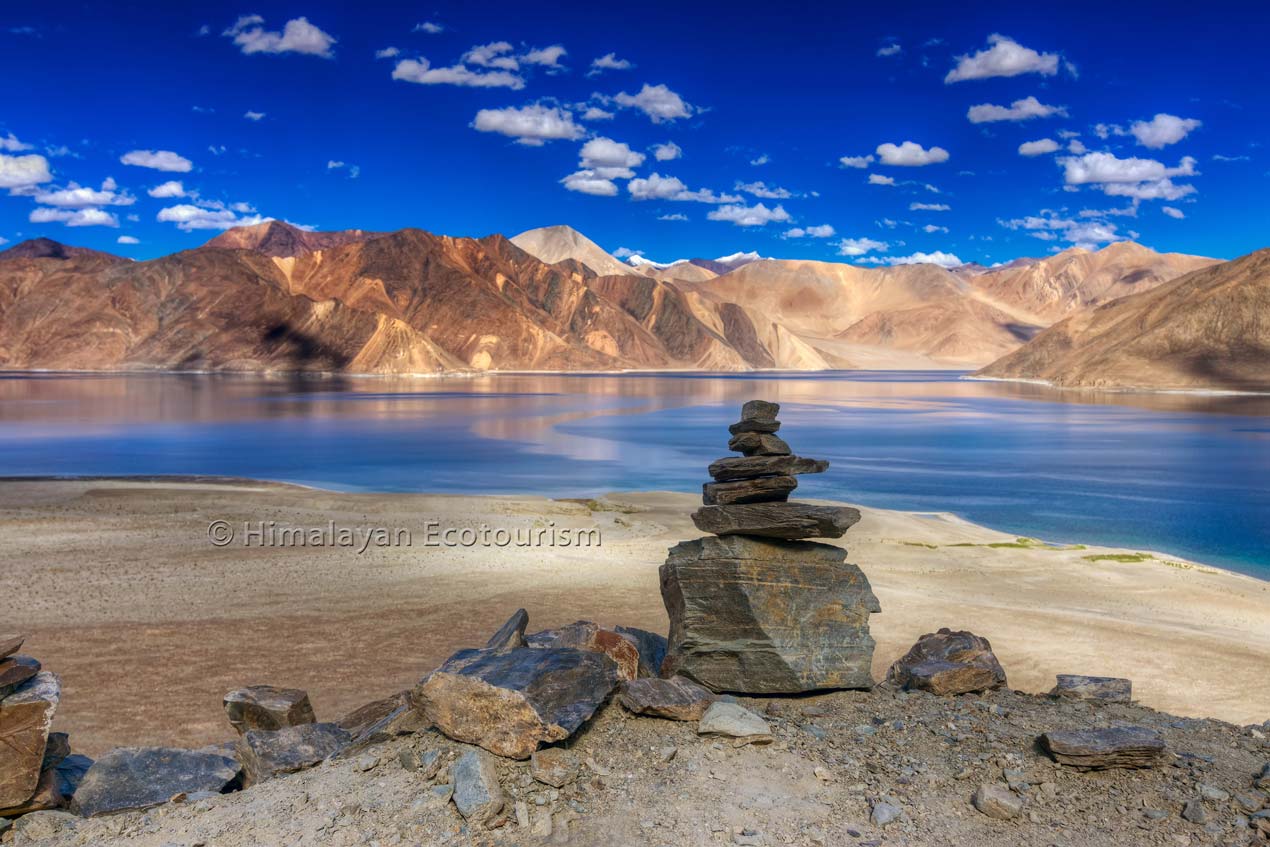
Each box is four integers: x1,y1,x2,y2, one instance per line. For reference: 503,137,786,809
2,0,1267,266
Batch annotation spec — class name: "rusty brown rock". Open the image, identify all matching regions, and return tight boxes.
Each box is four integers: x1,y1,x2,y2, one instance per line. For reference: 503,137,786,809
613,626,667,679
661,535,880,694
885,628,1007,695
530,747,578,787
702,476,797,506
413,646,620,759
336,691,427,753
727,432,791,456
692,502,861,539
224,685,316,735
0,671,60,809
0,634,24,660
526,621,641,681
708,455,828,481
619,677,716,721
0,733,73,817
1040,726,1166,770
0,655,41,699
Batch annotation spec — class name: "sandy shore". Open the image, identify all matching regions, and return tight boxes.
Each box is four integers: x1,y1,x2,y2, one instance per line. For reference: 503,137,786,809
1,478,1266,756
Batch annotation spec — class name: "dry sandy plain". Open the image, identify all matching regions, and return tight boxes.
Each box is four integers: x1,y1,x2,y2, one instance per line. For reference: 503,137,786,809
1,478,1266,756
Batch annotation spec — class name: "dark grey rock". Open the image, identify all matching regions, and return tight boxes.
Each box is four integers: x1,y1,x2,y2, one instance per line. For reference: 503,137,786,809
452,750,504,823
702,476,797,506
1181,798,1208,824
1050,674,1132,704
691,502,860,539
886,628,1008,695
235,722,350,786
0,655,40,699
223,685,316,735
1040,726,1166,770
708,455,827,481
70,747,239,817
619,676,715,721
661,535,879,694
727,432,791,456
485,609,529,652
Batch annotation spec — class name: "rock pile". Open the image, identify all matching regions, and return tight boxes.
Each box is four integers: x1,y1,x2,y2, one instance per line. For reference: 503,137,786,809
661,401,881,694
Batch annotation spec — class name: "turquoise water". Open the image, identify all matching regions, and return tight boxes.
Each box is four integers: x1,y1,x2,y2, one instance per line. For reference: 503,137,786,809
1,370,1268,579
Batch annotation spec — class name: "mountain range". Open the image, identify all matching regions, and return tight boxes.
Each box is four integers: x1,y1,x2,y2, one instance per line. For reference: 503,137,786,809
0,221,1250,388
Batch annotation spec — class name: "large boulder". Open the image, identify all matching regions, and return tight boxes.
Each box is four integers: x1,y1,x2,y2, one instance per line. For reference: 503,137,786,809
526,621,641,680
235,723,350,786
1040,726,1166,770
619,677,715,721
660,535,880,694
0,672,60,809
885,628,1007,695
70,747,239,817
414,646,619,759
223,685,316,734
691,503,860,539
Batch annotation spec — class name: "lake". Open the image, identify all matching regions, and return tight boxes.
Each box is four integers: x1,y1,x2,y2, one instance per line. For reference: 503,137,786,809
2,370,1268,579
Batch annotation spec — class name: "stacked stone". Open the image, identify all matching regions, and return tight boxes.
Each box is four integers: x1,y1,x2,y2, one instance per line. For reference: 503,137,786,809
660,401,881,695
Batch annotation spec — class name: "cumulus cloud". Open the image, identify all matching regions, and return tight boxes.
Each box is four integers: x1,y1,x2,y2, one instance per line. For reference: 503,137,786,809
876,141,949,166
0,133,33,152
375,47,400,59
393,57,523,89
1067,138,1087,154
116,235,140,244
578,137,644,178
966,96,1066,124
471,105,584,145
1162,206,1185,219
736,180,792,199
0,152,53,190
877,42,902,57
30,207,119,227
523,45,567,69
588,53,633,76
945,34,1059,83
613,83,693,123
785,224,835,238
561,170,619,196
840,154,874,169
706,202,791,227
147,180,186,198
156,203,267,231
1018,138,1060,156
922,224,949,233
652,142,682,161
244,111,266,121
1129,113,1201,149
750,154,769,166
34,178,134,207
658,213,688,221
581,106,615,121
1102,179,1196,201
909,202,950,211
223,15,335,58
870,251,964,267
836,237,888,256
120,149,193,172
627,173,739,203
867,174,896,186
999,210,1130,249
1061,152,1197,185
463,42,518,70
414,22,444,34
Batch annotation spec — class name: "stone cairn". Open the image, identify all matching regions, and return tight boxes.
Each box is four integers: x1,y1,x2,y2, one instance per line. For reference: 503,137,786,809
660,400,882,694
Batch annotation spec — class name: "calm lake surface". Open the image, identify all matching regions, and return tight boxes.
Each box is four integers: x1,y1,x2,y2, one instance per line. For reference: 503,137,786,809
2,371,1268,579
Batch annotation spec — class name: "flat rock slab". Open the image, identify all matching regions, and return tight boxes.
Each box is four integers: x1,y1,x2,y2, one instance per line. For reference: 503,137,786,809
526,621,641,681
692,502,860,539
0,671,61,809
886,628,1007,695
530,747,578,787
71,747,239,817
236,722,350,786
0,655,41,699
702,476,797,506
661,535,880,694
224,685,316,734
1041,726,1167,770
0,634,23,660
727,432,791,456
619,677,715,721
708,455,827,481
414,646,619,759
336,691,427,752
698,701,773,744
452,750,505,823
1050,674,1132,704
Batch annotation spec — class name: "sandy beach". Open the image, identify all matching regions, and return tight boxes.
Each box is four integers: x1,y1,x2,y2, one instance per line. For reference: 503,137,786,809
1,478,1266,757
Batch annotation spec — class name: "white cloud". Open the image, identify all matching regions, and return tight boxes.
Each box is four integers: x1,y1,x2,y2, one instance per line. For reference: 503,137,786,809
613,83,693,123
1102,179,1196,201
577,137,644,179
147,180,186,198
750,154,769,166
627,173,739,203
30,207,119,227
244,110,266,121
117,235,140,244
578,107,612,122
1212,153,1249,162
966,96,1066,124
652,142,682,161
326,160,359,178
1018,138,1060,156
736,180,791,199
785,224,835,238
223,15,335,58
658,213,688,221
375,47,400,59
1061,152,1197,185
611,247,641,259
909,202,950,211
523,45,567,69
922,224,949,233
1067,138,1087,154
326,160,345,169
393,58,523,89
34,179,134,207
867,173,896,186
472,105,584,145
877,42,902,57
876,141,949,166
840,154,874,169
999,210,1129,249
588,53,632,76
0,133,33,152
836,237,888,256
945,34,1059,83
1161,206,1185,219
706,202,791,227
561,170,618,196
0,152,54,190
872,251,964,267
156,203,267,231
1129,113,1201,149
414,22,444,34
120,149,193,172
463,42,519,70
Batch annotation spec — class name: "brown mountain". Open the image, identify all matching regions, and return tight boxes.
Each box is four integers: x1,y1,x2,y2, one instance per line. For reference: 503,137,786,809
509,225,637,278
205,220,381,257
0,237,128,265
976,248,1270,391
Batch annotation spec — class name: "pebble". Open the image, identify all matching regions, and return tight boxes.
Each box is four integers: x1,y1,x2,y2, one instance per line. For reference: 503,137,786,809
972,784,1023,820
870,801,901,827
1180,799,1208,824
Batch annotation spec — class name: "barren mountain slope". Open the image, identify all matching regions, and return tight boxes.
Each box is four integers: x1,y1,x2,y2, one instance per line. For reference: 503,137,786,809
509,225,637,278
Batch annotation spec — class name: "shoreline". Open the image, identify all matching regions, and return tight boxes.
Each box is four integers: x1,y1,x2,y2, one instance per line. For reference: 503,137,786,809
2,477,1267,757
962,373,1270,397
